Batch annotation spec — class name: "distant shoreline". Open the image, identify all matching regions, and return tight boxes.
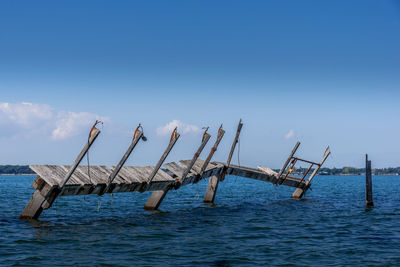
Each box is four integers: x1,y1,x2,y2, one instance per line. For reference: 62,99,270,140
0,173,35,176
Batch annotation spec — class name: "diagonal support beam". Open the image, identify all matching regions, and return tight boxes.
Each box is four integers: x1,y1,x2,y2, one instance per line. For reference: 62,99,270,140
20,121,102,220
99,124,144,195
221,119,243,181
277,141,300,185
179,128,211,184
199,125,225,176
291,146,331,199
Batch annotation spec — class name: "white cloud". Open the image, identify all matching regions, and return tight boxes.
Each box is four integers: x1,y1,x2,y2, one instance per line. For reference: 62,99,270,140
51,111,106,140
0,102,53,128
0,102,108,140
156,120,200,136
284,129,295,139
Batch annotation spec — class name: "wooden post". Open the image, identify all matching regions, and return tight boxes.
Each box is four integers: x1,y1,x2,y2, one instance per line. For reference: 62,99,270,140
179,129,211,183
204,119,243,203
144,189,169,210
277,141,300,185
291,147,330,199
99,126,143,195
143,128,180,211
199,125,225,176
20,122,101,220
60,124,101,189
147,128,180,184
365,154,374,206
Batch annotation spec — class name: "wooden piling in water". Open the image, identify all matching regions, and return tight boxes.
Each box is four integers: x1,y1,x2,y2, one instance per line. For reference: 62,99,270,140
144,128,180,210
365,154,374,207
20,122,102,219
19,119,332,220
204,119,243,203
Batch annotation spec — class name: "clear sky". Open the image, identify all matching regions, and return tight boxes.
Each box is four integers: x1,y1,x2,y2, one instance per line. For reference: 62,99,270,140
0,0,399,168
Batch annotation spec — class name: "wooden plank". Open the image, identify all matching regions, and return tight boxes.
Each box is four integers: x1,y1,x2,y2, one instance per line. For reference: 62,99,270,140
227,164,306,188
178,159,201,175
257,166,278,176
164,162,185,178
29,165,61,187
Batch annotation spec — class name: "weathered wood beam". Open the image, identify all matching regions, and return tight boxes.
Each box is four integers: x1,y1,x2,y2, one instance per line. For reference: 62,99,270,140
204,120,242,204
220,119,243,182
291,147,330,199
277,141,300,185
20,122,102,220
143,128,180,210
147,128,180,184
60,123,101,188
99,126,143,195
179,130,211,183
144,189,169,210
199,125,225,176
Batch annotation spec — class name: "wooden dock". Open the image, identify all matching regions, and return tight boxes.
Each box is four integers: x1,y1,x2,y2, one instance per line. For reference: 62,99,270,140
20,120,330,220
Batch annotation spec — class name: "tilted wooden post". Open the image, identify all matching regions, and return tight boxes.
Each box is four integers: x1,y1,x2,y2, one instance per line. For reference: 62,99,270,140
291,147,330,199
99,124,144,195
179,128,211,184
365,154,374,207
277,141,300,185
204,119,243,203
199,125,225,176
144,128,180,210
20,121,102,219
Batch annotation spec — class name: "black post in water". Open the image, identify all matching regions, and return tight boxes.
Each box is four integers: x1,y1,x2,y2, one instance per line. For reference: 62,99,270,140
365,154,374,206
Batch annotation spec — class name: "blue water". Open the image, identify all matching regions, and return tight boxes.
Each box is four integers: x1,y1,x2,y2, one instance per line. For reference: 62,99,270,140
1,175,400,266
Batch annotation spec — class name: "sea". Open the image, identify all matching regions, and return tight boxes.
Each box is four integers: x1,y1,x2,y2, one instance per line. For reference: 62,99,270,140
1,174,399,266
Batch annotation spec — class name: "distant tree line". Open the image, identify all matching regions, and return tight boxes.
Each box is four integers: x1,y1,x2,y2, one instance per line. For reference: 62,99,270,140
0,165,35,174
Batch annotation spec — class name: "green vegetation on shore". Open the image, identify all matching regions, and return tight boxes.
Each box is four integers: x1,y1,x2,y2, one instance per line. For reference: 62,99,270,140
0,165,35,175
272,167,400,176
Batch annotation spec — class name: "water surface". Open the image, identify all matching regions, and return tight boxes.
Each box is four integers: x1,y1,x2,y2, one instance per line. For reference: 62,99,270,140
1,175,400,266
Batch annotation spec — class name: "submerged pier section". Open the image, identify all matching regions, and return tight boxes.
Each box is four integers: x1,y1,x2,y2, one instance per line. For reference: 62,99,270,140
20,120,330,220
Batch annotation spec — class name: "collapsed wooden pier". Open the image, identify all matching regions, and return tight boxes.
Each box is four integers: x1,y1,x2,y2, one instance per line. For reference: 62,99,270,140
20,120,330,220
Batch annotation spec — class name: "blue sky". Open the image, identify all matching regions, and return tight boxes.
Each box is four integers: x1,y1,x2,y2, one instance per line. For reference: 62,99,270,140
0,0,399,168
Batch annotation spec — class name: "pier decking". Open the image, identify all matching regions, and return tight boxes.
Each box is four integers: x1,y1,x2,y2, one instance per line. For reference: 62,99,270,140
20,120,330,220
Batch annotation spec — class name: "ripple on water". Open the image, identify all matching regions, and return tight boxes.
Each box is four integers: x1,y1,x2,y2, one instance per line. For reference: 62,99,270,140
1,175,400,266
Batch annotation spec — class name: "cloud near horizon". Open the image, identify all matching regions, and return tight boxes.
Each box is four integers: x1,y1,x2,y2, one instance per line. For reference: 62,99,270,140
284,129,295,139
156,120,201,136
0,102,108,140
